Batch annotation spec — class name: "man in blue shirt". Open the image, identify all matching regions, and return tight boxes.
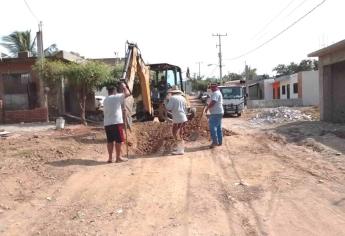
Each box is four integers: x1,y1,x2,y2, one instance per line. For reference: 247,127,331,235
205,83,224,148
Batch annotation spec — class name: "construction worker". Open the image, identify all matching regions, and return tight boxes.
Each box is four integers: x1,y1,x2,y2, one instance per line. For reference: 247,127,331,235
103,82,131,163
205,83,224,148
165,85,188,155
158,76,168,100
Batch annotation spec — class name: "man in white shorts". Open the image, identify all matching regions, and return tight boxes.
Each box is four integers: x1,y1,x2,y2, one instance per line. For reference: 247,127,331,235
165,85,188,155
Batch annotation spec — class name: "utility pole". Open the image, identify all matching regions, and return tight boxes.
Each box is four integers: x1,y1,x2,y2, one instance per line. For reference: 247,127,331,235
212,33,227,84
196,61,203,79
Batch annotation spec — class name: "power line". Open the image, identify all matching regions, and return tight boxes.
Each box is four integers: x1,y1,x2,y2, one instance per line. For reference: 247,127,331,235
23,0,40,22
256,0,309,42
252,0,296,40
225,0,326,61
284,0,309,19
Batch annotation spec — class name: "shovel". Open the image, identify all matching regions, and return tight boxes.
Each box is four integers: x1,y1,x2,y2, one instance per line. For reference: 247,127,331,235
189,105,207,141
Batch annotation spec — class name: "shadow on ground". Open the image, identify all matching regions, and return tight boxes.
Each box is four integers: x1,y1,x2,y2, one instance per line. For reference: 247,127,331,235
47,159,108,167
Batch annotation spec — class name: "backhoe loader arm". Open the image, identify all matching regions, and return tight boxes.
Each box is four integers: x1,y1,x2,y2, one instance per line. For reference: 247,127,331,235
122,43,152,117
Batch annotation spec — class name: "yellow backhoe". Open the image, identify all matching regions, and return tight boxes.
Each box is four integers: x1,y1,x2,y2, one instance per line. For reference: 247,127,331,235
120,42,194,124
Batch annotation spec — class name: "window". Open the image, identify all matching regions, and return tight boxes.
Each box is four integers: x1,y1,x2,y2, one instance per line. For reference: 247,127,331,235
282,85,286,95
220,87,242,99
2,72,37,110
293,83,298,93
3,73,31,94
166,70,176,87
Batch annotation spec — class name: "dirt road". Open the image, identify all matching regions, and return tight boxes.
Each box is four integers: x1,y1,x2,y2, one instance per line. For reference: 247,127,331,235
1,112,345,235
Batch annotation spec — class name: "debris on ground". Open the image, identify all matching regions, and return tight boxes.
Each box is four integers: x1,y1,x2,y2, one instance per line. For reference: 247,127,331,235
0,131,11,137
250,107,315,125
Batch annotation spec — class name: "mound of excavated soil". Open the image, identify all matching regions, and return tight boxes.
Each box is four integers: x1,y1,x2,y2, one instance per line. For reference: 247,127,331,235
127,114,237,155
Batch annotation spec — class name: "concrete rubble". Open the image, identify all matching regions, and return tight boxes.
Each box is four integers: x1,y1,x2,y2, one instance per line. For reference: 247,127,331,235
250,107,314,125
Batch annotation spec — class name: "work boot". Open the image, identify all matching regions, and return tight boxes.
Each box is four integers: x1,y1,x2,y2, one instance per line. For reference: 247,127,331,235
171,148,184,155
171,144,184,155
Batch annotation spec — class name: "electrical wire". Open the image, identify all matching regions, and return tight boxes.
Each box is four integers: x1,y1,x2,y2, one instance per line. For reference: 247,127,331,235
285,0,309,18
23,0,40,22
224,0,326,61
252,0,296,40
256,0,309,42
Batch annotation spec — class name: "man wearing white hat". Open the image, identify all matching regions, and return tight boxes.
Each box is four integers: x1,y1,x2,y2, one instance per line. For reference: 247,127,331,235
165,85,188,155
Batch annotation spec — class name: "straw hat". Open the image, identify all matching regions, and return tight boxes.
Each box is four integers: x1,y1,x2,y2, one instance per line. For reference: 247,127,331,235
167,85,183,94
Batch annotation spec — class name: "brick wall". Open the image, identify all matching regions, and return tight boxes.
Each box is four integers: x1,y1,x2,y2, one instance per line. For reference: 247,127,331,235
4,107,48,124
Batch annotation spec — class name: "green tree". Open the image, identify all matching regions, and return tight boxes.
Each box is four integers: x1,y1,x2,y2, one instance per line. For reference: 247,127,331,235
1,30,36,56
273,59,319,77
272,64,289,76
223,72,242,82
298,59,313,71
96,63,123,90
34,60,112,125
312,59,318,70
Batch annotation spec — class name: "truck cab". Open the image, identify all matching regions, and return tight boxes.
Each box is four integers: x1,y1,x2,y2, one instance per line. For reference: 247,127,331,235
219,85,246,116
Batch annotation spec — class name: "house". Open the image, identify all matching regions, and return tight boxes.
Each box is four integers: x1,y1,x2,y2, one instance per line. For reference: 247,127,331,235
247,78,275,100
0,52,47,123
275,73,300,100
246,71,318,108
0,51,100,124
273,71,319,106
308,39,345,122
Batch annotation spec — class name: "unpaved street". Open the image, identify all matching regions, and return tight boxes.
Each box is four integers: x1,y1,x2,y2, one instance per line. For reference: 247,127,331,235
1,109,345,236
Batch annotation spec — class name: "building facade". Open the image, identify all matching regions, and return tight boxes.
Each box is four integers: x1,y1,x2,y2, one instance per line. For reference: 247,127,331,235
309,39,345,122
0,53,47,123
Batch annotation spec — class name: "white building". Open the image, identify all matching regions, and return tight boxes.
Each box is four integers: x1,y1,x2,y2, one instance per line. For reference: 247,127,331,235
277,74,299,100
273,70,319,106
301,70,319,106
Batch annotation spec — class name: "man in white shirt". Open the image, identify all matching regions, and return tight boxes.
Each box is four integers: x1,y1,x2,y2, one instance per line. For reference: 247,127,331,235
165,85,188,155
103,83,131,163
205,83,224,148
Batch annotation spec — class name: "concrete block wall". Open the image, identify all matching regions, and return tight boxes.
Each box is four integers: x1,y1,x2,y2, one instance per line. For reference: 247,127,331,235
4,107,48,124
301,70,319,106
247,99,303,108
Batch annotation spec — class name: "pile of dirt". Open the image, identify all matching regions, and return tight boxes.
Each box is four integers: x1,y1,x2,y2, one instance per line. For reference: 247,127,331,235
127,122,172,155
127,116,237,155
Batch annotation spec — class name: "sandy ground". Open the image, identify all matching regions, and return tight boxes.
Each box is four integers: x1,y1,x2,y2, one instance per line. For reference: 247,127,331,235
1,106,345,236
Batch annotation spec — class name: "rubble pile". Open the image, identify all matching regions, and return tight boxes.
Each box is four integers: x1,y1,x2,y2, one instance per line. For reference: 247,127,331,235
250,107,314,125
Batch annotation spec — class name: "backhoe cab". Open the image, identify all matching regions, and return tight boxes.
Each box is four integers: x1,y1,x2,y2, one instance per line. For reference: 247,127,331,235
148,63,185,121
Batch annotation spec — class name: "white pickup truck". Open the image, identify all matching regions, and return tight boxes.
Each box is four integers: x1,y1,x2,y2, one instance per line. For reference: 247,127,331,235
219,85,246,116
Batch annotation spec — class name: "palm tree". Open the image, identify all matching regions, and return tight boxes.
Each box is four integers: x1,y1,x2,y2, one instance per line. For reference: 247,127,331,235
1,30,36,57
